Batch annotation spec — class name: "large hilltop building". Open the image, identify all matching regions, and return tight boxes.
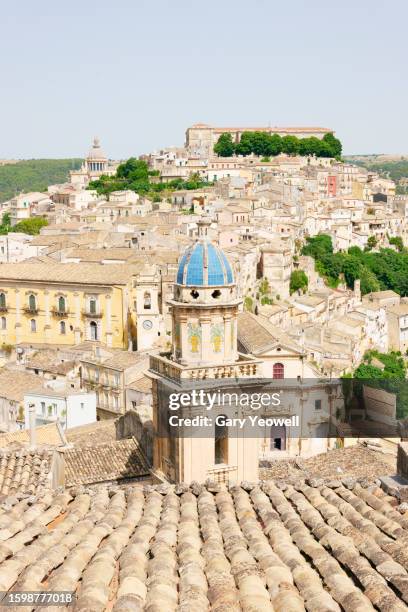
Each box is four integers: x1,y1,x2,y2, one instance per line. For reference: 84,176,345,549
186,123,333,156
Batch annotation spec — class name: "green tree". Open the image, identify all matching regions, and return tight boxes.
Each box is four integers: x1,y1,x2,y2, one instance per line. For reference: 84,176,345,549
301,234,333,259
244,296,253,311
354,363,383,378
281,135,300,156
89,157,212,199
259,278,270,295
116,158,149,180
389,236,404,252
359,266,381,294
213,133,235,157
0,213,12,235
298,137,321,157
302,233,408,297
366,235,378,250
341,255,362,288
13,217,48,235
267,134,283,156
235,132,255,156
289,270,308,294
322,133,342,158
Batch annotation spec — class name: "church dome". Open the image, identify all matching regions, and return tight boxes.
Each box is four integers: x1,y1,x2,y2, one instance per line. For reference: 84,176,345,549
176,241,234,286
87,137,107,160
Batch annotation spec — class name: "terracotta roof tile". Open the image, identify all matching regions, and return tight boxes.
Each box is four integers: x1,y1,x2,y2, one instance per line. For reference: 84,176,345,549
0,447,53,497
64,437,150,486
0,423,63,449
0,463,406,608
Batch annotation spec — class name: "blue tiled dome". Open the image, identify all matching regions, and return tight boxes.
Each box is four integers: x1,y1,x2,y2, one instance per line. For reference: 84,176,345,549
176,241,234,286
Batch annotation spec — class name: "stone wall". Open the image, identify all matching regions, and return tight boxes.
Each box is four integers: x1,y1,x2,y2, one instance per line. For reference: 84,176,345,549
115,409,153,463
397,442,408,478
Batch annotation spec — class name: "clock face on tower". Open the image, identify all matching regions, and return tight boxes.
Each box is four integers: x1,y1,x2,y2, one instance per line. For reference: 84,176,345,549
142,319,153,330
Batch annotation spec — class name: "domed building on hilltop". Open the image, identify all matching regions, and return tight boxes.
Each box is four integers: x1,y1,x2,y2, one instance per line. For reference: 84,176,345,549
70,137,118,188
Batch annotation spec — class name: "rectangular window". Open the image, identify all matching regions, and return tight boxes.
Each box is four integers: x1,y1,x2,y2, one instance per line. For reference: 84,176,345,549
315,399,322,411
41,402,45,415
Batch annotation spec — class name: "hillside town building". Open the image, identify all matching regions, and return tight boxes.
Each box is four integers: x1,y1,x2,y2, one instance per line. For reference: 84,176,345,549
0,127,407,474
186,123,333,156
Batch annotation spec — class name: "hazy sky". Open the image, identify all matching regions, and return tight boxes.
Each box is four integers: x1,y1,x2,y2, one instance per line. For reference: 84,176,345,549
1,0,407,158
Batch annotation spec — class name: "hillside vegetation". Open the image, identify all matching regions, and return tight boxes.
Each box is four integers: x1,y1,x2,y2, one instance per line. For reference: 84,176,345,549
214,131,342,159
0,159,82,203
88,158,212,201
302,234,408,295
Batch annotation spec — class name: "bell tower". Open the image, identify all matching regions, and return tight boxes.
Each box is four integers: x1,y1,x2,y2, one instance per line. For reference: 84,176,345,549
169,218,240,366
149,219,261,484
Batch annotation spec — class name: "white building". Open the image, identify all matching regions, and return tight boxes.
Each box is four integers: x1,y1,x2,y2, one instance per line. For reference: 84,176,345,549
0,233,36,263
9,192,52,226
387,303,408,353
24,387,96,430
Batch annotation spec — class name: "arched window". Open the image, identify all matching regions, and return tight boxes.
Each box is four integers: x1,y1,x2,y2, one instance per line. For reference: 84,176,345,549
1,317,6,330
215,417,228,465
0,293,6,309
89,298,97,314
29,294,36,311
273,362,284,379
30,319,36,333
58,296,66,313
144,292,151,310
90,321,98,341
60,321,66,335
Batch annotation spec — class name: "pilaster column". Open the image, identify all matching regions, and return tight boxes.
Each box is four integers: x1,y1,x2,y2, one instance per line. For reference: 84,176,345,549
201,316,211,362
15,289,21,344
44,290,51,342
105,294,112,333
105,294,112,347
233,318,238,359
74,293,80,326
44,290,50,326
15,289,21,324
180,315,188,362
224,314,232,361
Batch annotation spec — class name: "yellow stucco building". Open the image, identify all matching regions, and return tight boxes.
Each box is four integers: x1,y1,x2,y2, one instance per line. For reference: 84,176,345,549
0,262,160,350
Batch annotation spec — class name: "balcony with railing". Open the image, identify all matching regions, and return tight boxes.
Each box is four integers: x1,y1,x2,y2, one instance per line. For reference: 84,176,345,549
51,307,70,317
82,308,103,318
149,351,261,382
207,464,237,483
23,306,39,315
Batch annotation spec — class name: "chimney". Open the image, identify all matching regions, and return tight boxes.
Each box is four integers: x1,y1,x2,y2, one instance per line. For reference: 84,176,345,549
28,403,36,449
